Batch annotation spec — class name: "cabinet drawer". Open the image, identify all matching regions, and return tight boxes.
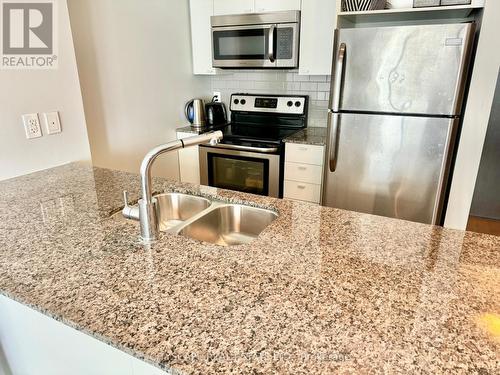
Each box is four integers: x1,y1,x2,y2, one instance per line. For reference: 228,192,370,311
284,180,321,204
285,143,325,166
285,162,323,184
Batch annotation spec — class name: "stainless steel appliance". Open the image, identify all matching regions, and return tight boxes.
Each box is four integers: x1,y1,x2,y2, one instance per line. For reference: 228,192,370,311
211,11,300,69
200,94,308,197
324,23,475,225
185,99,206,128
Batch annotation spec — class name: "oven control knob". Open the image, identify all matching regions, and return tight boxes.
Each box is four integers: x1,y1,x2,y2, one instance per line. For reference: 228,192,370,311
241,99,246,105
295,101,301,107
233,99,239,105
287,101,293,107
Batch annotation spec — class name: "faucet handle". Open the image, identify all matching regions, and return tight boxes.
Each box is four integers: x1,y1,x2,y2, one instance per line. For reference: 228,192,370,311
122,190,140,221
123,190,130,207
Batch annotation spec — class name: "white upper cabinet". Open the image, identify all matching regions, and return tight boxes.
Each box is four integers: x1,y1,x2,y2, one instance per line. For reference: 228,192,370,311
214,0,300,16
254,0,301,13
190,0,215,75
189,0,336,75
213,0,254,15
299,0,336,75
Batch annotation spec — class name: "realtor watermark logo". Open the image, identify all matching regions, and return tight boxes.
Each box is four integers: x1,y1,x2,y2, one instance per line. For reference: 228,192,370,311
1,0,57,69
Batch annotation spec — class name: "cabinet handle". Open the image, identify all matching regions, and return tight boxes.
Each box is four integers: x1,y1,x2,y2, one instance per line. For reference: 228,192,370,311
298,166,307,171
297,185,306,189
299,147,308,151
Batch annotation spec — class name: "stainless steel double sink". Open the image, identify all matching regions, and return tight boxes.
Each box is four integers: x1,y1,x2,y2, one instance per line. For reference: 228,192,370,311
141,193,278,246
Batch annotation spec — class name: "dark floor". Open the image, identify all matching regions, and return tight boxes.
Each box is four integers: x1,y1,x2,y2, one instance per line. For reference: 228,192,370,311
467,216,500,236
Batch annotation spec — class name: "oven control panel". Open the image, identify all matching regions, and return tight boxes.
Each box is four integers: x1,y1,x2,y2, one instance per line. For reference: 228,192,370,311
230,94,307,115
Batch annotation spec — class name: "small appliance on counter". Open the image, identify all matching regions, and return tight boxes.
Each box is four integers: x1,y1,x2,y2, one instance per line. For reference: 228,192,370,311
205,97,228,127
184,99,206,129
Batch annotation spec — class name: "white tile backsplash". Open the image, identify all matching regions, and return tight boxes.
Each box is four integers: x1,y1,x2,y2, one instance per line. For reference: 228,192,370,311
211,71,331,128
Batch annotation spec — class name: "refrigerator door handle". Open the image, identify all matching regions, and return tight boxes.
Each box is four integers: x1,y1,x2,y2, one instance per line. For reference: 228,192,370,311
327,111,340,172
331,42,346,112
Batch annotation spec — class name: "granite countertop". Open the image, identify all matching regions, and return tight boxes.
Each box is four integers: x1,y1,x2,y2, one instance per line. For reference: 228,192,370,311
177,123,229,135
284,127,328,146
177,125,206,135
0,163,499,374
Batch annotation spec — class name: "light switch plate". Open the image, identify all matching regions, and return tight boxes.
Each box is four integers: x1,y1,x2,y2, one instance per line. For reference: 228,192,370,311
43,111,61,135
22,113,42,139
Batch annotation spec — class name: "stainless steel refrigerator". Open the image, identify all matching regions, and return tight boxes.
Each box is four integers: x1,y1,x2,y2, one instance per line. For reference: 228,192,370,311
323,23,475,225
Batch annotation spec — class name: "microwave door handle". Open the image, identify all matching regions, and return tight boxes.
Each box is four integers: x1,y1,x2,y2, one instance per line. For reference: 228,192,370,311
268,25,276,62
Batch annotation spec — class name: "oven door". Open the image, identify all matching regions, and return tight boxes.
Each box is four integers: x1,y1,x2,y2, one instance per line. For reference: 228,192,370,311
212,23,298,68
199,145,280,197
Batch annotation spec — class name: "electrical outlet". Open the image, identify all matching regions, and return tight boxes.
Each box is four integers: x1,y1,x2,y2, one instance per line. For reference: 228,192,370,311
213,91,221,102
43,111,61,135
22,113,42,139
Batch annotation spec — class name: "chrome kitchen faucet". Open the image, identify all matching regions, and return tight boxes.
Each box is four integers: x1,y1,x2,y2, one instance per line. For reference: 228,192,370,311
122,131,223,242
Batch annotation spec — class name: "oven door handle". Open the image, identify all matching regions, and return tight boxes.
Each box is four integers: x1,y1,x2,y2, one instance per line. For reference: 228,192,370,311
205,143,279,154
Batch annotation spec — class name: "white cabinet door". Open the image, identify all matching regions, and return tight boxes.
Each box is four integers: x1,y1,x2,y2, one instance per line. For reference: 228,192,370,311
285,143,325,166
213,0,254,15
299,0,336,75
254,0,301,12
177,132,201,184
284,180,322,203
189,0,216,75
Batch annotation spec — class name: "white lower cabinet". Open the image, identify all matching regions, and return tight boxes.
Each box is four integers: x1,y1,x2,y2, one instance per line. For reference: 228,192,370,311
177,131,201,184
285,162,323,183
284,143,325,204
284,180,322,203
0,296,168,375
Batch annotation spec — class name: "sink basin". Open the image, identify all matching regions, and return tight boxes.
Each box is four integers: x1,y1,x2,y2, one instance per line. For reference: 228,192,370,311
178,204,277,246
154,193,211,231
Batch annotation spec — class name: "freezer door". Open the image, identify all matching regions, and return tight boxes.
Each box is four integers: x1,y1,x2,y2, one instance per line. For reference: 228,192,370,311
334,23,474,116
322,113,457,224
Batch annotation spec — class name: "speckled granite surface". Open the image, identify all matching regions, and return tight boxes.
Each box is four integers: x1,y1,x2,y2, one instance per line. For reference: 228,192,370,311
177,123,229,135
284,127,328,146
0,163,499,374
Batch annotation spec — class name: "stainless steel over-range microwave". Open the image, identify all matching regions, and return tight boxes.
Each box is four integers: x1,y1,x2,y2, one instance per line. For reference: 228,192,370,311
211,11,300,69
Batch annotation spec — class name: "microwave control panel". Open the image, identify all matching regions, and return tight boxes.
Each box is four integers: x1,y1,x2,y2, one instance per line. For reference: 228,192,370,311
276,28,294,59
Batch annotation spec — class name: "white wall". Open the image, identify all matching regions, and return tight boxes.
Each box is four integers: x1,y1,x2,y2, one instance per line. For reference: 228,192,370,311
67,0,210,180
445,1,500,230
0,296,168,375
0,0,91,181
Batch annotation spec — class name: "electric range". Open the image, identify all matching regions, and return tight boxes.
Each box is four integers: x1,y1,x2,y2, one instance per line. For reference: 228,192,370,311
199,93,308,198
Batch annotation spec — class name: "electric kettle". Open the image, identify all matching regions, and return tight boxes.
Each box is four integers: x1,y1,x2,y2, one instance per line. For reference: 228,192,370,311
184,99,206,129
205,97,228,126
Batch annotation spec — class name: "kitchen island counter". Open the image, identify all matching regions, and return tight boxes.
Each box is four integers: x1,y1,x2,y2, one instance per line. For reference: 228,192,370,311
0,163,498,374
